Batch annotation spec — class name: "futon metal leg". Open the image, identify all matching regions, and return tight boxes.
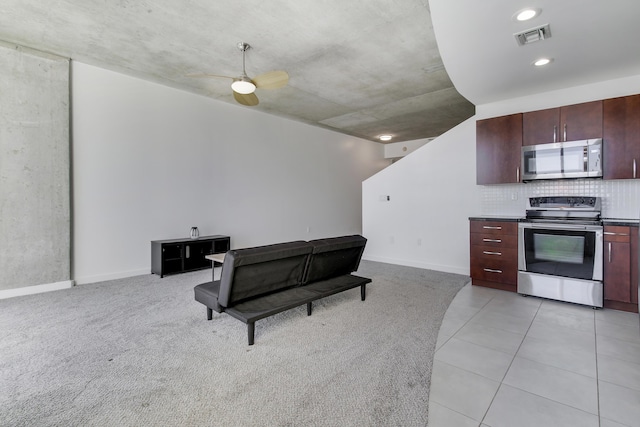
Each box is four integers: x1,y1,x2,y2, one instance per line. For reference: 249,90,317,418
207,308,213,320
248,322,255,346
307,302,312,316
361,284,366,301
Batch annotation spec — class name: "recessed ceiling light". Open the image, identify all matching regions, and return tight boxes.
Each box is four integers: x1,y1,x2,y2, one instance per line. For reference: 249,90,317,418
379,135,393,141
514,8,541,21
533,57,553,67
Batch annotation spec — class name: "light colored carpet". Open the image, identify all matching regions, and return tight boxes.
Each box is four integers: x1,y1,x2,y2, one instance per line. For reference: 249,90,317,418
0,260,469,426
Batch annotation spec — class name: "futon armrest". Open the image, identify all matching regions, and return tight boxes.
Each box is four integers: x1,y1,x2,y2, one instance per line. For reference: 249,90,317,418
194,281,224,313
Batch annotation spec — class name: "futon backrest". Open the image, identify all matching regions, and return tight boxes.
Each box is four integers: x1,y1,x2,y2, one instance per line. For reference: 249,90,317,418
217,241,312,307
303,235,367,284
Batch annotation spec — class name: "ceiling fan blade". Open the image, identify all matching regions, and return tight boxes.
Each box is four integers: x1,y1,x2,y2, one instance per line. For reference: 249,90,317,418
233,91,259,106
253,70,289,90
186,73,234,80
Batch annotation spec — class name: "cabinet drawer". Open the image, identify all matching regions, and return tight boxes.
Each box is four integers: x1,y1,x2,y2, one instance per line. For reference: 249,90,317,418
470,233,517,249
470,259,517,285
470,221,517,236
470,245,517,284
604,226,631,243
471,246,517,262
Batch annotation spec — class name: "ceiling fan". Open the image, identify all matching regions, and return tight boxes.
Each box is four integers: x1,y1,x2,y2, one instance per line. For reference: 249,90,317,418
188,42,288,106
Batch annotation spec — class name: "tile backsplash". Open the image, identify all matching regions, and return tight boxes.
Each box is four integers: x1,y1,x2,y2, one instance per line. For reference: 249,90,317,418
480,179,640,219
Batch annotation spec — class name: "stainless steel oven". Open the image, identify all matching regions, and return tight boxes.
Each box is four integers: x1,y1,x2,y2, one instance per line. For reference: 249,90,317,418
518,197,604,308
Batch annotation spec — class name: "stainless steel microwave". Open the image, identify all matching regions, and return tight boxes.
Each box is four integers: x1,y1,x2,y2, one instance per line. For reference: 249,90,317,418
521,138,603,181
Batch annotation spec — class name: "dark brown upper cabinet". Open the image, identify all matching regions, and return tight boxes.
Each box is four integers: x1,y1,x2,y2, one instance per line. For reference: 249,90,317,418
604,94,640,180
523,100,603,146
476,113,523,185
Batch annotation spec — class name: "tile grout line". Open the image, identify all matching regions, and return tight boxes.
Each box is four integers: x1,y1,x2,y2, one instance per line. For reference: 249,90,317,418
435,288,496,352
479,294,543,426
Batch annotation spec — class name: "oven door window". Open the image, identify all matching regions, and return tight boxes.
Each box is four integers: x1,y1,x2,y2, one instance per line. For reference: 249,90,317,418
523,228,596,280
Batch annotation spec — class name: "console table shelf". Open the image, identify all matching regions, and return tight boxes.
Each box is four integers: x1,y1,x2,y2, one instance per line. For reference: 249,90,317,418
151,235,230,278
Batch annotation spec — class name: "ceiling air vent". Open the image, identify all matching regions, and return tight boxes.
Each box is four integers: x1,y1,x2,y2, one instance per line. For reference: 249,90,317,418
514,24,552,46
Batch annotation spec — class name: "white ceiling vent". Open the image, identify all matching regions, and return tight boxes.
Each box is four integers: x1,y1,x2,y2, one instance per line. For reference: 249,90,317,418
514,24,552,46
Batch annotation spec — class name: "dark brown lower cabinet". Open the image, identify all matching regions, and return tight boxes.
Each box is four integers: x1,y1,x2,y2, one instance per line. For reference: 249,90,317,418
470,220,518,292
603,226,639,313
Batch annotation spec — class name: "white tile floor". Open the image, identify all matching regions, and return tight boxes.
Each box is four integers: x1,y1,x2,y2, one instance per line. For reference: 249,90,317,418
429,284,640,427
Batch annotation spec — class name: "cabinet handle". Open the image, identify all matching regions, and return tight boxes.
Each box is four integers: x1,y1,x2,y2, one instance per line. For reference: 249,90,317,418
604,232,629,236
483,238,502,243
608,242,612,263
483,251,502,256
484,268,503,274
563,123,567,141
483,226,502,230
634,159,637,179
516,166,520,182
553,125,557,143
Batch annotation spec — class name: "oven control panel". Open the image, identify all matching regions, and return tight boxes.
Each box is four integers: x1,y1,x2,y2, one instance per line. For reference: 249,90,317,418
528,196,600,210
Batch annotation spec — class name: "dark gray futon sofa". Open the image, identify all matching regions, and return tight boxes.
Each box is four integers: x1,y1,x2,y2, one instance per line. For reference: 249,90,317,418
194,235,371,345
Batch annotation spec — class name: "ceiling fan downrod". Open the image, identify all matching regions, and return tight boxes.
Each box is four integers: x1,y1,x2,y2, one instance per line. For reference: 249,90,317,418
232,42,255,94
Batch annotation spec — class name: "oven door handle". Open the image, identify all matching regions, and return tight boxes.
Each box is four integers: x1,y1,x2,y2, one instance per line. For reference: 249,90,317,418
519,222,603,232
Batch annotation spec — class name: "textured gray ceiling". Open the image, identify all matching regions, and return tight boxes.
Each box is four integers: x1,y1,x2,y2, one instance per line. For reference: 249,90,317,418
0,0,475,143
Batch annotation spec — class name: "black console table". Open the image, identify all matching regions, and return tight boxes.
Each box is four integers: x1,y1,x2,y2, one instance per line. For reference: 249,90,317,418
151,235,230,278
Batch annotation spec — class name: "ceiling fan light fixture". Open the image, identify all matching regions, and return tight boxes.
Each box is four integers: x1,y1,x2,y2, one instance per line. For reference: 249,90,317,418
231,76,256,94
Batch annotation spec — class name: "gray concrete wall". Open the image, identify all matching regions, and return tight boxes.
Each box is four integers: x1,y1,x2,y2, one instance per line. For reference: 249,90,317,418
0,42,70,290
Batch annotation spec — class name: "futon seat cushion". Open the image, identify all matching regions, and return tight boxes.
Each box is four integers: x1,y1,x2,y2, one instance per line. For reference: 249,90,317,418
302,274,370,298
224,287,319,323
194,281,223,313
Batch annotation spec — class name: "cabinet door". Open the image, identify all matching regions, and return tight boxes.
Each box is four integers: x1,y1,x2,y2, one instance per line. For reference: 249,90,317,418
162,243,184,275
476,114,523,184
604,227,631,303
523,108,559,145
604,94,640,180
632,226,638,304
184,241,213,271
560,100,603,141
523,101,603,145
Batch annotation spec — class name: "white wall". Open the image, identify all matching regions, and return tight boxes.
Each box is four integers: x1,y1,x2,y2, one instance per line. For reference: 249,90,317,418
72,62,388,284
362,73,640,276
383,138,431,159
363,119,479,274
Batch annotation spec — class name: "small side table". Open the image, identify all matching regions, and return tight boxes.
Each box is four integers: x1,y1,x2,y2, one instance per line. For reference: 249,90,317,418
205,253,226,264
205,253,226,282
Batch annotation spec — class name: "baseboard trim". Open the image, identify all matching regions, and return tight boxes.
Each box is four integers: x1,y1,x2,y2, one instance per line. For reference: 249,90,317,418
361,255,469,276
74,268,150,285
0,280,75,300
